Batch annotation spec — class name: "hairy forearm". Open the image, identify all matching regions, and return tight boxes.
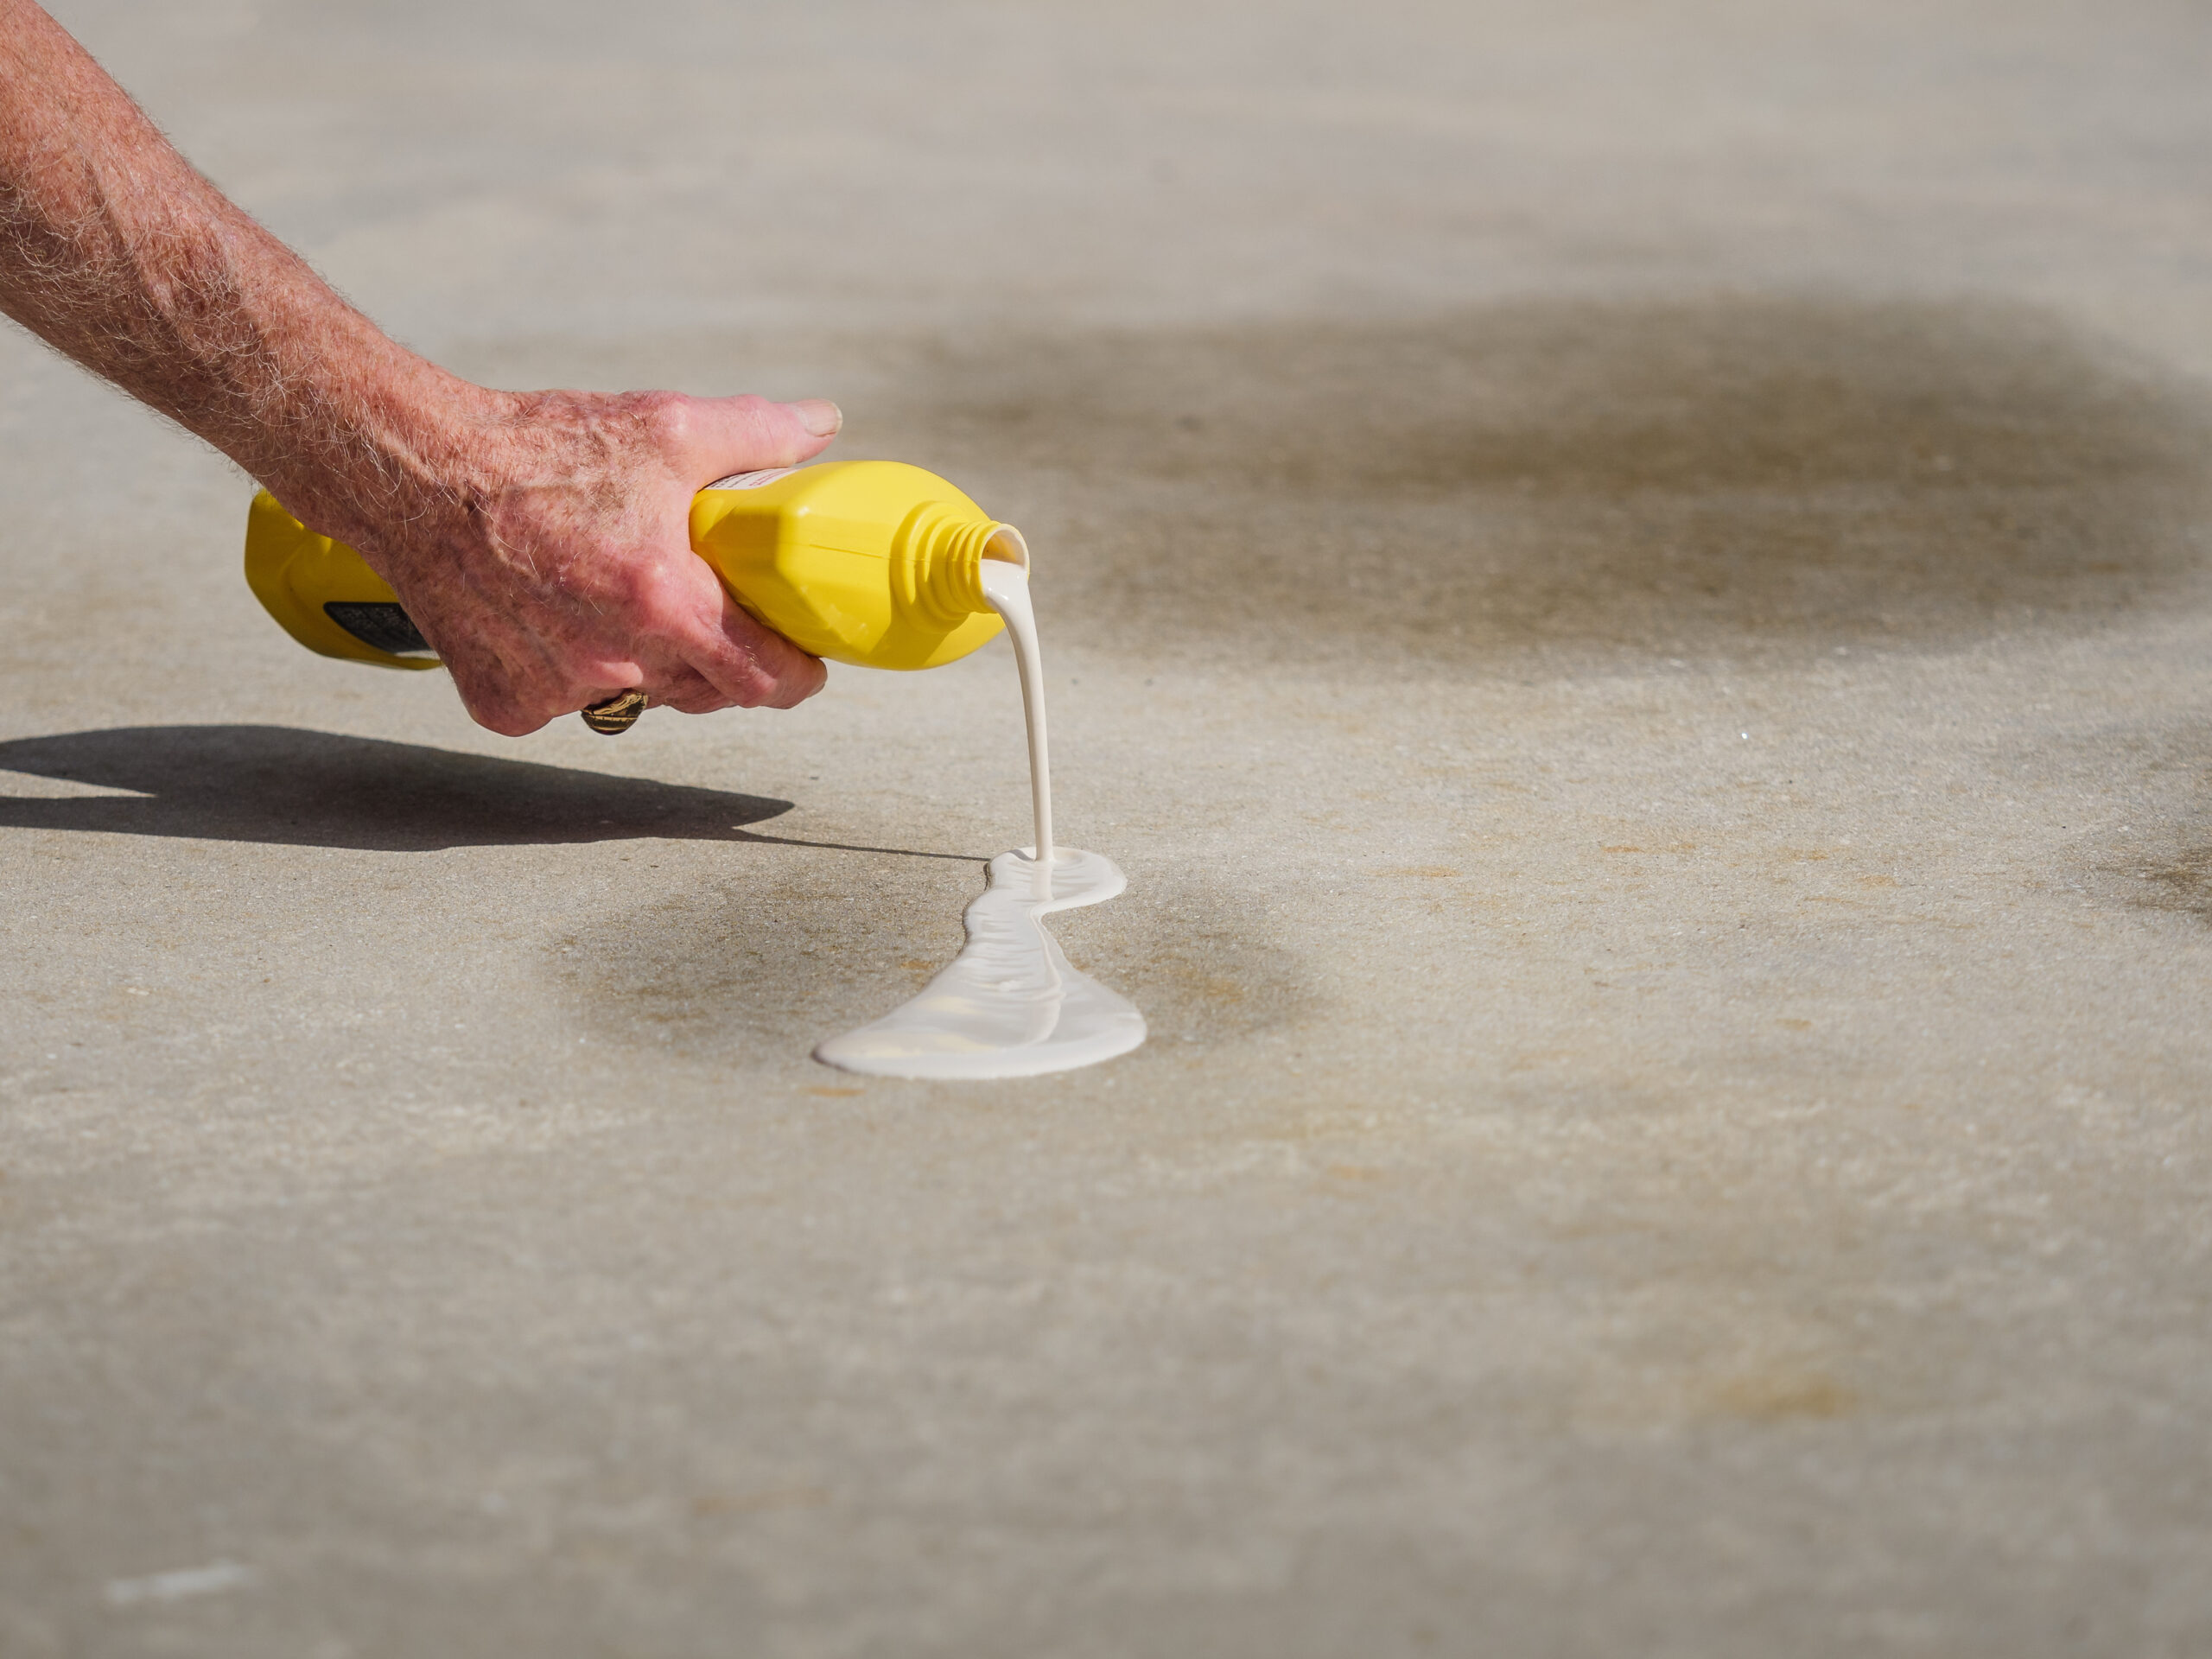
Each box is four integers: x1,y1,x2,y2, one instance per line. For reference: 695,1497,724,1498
0,0,497,545
0,0,839,734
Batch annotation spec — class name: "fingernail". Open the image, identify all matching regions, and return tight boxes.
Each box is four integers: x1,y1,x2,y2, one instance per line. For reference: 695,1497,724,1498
793,398,842,438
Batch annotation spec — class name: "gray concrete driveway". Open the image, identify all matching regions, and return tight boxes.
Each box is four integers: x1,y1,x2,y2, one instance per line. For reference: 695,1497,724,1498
3,2,2209,1653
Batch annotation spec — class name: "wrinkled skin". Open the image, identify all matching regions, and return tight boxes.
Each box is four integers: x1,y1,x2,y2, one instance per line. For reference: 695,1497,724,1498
347,388,842,735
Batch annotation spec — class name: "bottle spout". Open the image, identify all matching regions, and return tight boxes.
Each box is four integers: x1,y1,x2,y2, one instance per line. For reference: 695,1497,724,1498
983,524,1029,574
896,507,1031,623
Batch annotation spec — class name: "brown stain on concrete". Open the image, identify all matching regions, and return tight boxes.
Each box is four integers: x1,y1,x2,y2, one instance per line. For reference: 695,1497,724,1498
2061,726,2212,925
690,1486,830,1517
1321,1163,1389,1186
1700,1369,1857,1423
487,296,2211,672
553,855,1309,1055
873,296,2211,669
552,855,974,1057
2116,846,2212,920
1052,868,1312,1045
1563,1349,1866,1433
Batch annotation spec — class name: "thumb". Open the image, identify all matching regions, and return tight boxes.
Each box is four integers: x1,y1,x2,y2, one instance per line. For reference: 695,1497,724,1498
670,393,842,486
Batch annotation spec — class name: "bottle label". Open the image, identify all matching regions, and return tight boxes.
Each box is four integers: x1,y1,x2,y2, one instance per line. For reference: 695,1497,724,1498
703,467,795,492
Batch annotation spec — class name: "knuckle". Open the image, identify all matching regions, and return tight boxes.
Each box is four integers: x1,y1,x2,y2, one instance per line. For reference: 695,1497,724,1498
601,559,690,629
601,560,660,614
721,658,777,709
630,391,694,448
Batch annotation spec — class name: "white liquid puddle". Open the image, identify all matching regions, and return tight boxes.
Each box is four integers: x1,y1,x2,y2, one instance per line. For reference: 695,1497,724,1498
813,560,1146,1080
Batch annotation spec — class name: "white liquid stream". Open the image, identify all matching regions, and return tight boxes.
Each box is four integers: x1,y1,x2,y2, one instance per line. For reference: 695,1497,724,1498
814,560,1147,1080
985,558,1055,868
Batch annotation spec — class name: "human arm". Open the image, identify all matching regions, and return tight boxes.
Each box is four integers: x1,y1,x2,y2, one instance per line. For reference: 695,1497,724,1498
0,0,837,734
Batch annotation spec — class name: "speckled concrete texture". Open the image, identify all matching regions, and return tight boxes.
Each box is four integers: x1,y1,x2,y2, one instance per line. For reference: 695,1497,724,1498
3,3,2210,1655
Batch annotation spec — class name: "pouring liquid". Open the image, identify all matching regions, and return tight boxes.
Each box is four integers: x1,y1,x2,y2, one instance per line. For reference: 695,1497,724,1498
813,561,1146,1080
980,559,1054,868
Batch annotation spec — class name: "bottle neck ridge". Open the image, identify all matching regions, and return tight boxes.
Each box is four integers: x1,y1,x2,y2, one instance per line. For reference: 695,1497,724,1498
893,506,1029,626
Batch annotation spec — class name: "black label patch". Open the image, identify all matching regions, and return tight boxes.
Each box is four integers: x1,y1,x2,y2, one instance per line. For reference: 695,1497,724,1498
324,602,433,657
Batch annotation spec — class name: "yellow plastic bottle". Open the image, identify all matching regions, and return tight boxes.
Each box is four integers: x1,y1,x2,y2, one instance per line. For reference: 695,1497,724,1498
243,460,1029,674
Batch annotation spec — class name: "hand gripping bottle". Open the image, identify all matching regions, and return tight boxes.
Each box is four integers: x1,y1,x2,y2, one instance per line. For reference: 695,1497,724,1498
242,461,1032,716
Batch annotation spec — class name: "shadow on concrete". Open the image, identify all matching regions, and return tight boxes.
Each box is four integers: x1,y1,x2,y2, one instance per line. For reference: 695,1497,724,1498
0,724,794,852
501,296,2212,669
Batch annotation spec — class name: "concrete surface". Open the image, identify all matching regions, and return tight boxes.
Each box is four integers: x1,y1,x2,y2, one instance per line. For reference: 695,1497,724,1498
3,2,2210,1653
